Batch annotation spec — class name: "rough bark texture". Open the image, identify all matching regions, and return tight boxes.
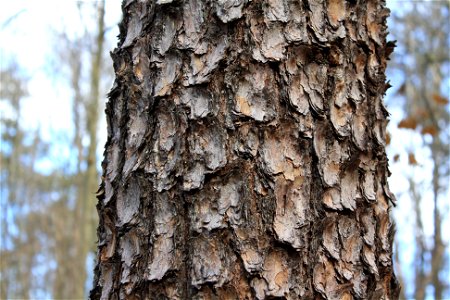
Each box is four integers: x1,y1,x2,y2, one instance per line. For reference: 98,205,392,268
91,1,400,299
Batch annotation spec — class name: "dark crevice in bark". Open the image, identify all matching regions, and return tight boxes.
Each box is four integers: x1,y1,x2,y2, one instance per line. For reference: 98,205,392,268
182,191,192,299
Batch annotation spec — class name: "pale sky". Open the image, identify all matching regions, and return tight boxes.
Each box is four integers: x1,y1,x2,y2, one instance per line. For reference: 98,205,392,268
1,0,122,170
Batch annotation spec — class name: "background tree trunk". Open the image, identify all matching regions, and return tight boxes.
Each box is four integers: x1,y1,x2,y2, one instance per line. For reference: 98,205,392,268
91,0,400,299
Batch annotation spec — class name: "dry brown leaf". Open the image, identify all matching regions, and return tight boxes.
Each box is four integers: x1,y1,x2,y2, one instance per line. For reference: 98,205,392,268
421,125,438,136
393,154,400,162
398,117,417,130
408,153,417,165
385,132,391,145
432,93,449,105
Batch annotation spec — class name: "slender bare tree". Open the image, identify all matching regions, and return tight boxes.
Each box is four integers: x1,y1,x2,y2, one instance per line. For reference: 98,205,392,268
389,2,449,299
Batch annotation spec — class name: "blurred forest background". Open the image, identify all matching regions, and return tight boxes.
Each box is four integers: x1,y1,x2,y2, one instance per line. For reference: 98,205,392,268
0,1,449,299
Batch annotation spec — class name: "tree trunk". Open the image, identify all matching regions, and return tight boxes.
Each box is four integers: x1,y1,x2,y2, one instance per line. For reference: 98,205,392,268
91,1,400,299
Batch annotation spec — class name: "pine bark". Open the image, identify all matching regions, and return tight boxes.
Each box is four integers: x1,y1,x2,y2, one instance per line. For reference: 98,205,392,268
91,1,400,299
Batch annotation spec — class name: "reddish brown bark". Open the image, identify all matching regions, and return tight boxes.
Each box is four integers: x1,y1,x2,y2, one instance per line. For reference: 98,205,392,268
91,1,400,299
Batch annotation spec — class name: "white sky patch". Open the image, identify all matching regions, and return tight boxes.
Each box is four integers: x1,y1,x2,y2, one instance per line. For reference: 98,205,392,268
1,0,122,171
25,72,72,133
